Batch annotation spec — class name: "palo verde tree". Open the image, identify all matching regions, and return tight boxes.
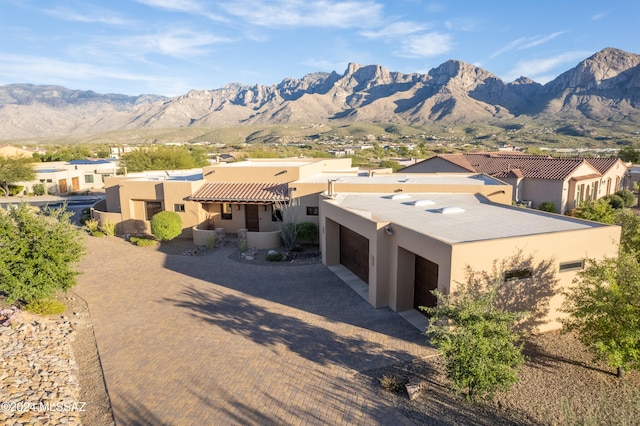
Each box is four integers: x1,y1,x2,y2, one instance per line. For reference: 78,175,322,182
119,146,209,173
423,277,527,401
561,251,640,378
0,156,36,197
0,204,85,302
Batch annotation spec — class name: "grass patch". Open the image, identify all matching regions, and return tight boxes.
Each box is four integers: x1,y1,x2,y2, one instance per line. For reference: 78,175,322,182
25,299,67,315
130,236,159,247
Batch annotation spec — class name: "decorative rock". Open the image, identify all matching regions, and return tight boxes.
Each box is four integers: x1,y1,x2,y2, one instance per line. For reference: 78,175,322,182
405,378,425,401
0,308,82,425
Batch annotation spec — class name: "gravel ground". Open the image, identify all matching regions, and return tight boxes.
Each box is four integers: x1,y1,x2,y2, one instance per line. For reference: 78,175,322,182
356,331,640,425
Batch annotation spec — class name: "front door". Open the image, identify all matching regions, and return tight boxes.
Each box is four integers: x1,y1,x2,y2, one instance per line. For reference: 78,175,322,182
71,177,80,192
414,255,439,314
245,204,259,232
58,179,68,194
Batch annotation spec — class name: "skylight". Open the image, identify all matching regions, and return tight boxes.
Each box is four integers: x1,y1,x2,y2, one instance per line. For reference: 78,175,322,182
414,200,435,207
391,194,411,200
440,207,465,214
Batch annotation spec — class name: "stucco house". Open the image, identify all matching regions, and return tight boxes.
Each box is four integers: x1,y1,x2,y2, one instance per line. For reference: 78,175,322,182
400,153,628,213
92,157,621,332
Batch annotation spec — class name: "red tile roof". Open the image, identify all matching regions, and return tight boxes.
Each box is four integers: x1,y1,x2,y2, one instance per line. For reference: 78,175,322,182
434,153,621,180
189,182,290,203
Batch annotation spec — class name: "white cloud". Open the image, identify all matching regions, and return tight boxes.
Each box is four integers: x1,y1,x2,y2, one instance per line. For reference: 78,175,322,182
135,0,227,22
397,32,453,58
361,22,430,39
443,17,477,32
490,30,568,58
592,11,609,21
219,0,384,28
44,6,132,25
520,30,568,49
108,29,234,59
503,50,592,82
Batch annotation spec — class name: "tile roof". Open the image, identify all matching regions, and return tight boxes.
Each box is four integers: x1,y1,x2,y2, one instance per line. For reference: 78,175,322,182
189,182,290,203
435,153,621,180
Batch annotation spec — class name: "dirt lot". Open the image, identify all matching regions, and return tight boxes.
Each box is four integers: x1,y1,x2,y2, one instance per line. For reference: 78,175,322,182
357,330,640,425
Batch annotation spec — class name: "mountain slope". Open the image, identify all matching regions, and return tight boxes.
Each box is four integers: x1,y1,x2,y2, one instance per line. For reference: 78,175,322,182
1,47,639,140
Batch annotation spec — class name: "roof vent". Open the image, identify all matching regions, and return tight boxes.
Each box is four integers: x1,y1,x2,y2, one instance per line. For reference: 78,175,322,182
414,200,435,207
398,178,415,183
391,194,411,200
440,207,465,214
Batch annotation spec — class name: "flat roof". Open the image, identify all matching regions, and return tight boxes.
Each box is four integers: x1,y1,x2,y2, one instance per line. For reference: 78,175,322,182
298,173,506,186
327,192,609,243
222,159,315,168
123,169,203,182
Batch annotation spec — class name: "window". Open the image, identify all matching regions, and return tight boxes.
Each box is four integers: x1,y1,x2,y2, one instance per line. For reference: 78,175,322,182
174,204,185,213
84,174,94,184
145,201,162,220
221,203,233,220
504,268,532,281
306,206,319,216
272,207,283,222
559,260,584,272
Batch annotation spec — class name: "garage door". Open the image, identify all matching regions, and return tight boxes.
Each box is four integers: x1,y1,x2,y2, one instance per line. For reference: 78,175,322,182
339,225,369,283
414,255,438,313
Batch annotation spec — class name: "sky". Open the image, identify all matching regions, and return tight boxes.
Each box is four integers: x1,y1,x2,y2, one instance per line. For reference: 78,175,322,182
1,0,638,97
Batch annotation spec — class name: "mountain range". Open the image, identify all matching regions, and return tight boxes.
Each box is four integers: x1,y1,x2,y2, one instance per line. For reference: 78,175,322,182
1,47,639,140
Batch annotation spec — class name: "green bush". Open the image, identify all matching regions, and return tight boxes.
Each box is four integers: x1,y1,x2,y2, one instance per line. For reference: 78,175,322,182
7,185,24,196
32,183,46,196
603,194,625,209
538,201,557,213
130,236,158,247
85,219,100,233
150,211,182,241
100,222,116,236
0,204,85,303
91,230,105,237
266,252,283,262
614,189,636,208
25,299,67,315
297,222,318,244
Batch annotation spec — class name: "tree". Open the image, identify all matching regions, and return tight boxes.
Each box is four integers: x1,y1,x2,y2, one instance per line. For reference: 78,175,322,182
150,211,183,241
616,208,640,256
0,156,36,197
614,189,636,208
573,199,616,224
0,204,85,302
561,252,640,377
618,145,640,163
297,222,318,245
423,279,527,401
119,146,209,172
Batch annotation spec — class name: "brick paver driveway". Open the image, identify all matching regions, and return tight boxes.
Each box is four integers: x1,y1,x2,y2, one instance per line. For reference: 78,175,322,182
75,236,434,425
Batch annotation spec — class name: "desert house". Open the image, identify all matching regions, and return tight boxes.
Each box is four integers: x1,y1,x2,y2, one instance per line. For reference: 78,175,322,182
400,153,628,213
92,158,621,332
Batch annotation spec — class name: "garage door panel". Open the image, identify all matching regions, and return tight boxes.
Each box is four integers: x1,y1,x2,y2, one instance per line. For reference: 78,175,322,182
339,226,369,283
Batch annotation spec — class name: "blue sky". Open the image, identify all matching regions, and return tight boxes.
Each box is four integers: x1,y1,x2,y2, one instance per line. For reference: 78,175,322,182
1,0,638,96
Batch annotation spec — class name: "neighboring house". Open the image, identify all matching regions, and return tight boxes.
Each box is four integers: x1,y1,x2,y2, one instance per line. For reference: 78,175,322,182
13,159,118,195
92,157,621,332
0,144,38,158
400,153,628,213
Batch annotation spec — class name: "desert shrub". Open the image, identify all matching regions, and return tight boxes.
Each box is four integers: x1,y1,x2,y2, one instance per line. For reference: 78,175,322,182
266,252,283,262
379,375,403,393
538,201,557,213
130,236,158,247
7,185,24,196
206,235,216,250
0,204,84,303
32,183,46,196
25,299,67,315
91,230,105,237
150,211,182,241
614,189,636,207
297,222,318,244
100,222,116,236
85,219,100,233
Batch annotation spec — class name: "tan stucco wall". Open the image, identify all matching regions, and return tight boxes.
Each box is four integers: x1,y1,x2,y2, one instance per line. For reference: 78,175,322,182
400,157,469,173
450,225,620,332
202,158,352,183
521,179,566,211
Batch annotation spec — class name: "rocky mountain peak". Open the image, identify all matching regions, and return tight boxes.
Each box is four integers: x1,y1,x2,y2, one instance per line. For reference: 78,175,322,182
428,60,499,90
